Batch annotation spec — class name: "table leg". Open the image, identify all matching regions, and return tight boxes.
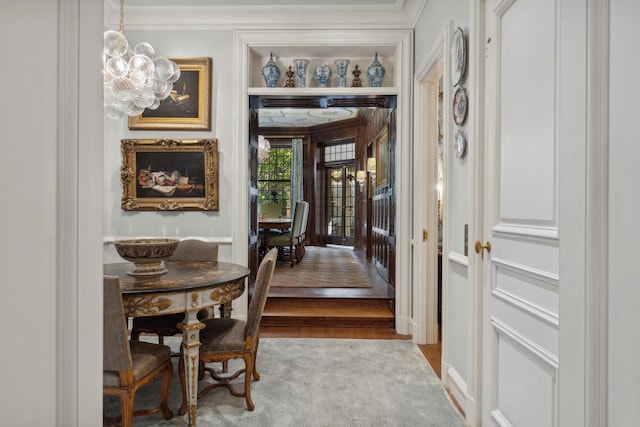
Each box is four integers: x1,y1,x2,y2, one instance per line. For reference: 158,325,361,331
179,308,205,427
218,303,233,318
218,303,231,373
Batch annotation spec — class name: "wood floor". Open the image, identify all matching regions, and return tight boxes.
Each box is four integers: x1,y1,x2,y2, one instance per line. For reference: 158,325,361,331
261,245,464,416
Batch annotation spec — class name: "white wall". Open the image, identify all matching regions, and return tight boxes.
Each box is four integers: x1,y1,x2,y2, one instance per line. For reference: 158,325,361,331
413,0,472,409
608,0,640,424
0,2,59,424
0,1,104,426
103,29,237,262
414,0,468,69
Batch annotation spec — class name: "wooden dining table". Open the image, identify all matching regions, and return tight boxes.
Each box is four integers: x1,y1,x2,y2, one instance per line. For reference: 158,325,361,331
104,260,250,427
259,217,291,249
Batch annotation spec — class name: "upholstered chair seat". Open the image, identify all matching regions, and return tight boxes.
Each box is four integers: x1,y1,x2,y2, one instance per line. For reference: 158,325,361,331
199,318,247,352
103,341,172,388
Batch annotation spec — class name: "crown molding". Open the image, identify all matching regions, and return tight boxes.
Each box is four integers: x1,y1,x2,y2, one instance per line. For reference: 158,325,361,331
104,0,426,30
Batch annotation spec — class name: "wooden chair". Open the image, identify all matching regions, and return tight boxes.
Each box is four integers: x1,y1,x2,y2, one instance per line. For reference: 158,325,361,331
269,200,309,267
178,248,278,413
130,239,219,345
103,275,173,427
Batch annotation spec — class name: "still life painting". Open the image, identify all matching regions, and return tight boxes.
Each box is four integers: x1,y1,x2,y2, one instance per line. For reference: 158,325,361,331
120,138,219,211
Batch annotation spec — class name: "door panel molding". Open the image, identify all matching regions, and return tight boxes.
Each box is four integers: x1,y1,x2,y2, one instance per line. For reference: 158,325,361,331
493,223,558,240
492,258,559,327
448,250,469,267
491,317,558,427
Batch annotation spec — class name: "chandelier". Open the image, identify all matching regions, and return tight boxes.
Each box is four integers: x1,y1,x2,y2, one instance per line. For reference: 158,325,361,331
258,135,271,163
103,0,180,119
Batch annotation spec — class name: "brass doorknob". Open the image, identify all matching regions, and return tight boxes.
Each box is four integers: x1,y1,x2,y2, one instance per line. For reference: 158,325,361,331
474,240,491,256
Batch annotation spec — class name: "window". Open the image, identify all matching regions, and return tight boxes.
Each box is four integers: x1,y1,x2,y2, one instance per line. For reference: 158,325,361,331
324,142,355,162
258,145,292,217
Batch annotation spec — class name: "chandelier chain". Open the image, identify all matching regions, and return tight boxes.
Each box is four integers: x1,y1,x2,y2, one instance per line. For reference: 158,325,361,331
119,0,124,33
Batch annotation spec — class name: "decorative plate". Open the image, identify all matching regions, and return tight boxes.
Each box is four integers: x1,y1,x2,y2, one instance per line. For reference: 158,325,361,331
454,130,466,159
451,27,466,87
453,87,468,125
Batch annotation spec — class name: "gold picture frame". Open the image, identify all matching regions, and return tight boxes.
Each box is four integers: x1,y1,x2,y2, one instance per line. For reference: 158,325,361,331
128,57,212,130
120,138,219,211
375,126,389,186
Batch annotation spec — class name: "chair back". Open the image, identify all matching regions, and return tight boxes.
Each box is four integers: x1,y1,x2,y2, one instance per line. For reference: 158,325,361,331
245,248,278,343
298,201,309,237
168,239,218,262
291,201,309,239
103,275,132,374
259,202,281,219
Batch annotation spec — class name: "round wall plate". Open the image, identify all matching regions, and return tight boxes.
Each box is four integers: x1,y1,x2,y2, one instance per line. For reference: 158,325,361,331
453,87,468,125
455,130,467,159
450,27,466,87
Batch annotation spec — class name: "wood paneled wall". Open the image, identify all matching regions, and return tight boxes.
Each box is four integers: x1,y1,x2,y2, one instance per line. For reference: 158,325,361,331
359,109,396,299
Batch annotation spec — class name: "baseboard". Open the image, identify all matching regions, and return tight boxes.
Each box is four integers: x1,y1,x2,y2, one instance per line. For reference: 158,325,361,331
444,364,468,418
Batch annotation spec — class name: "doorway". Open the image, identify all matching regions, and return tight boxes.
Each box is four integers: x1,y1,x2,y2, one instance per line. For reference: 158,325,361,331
324,139,357,246
247,95,397,301
325,164,356,246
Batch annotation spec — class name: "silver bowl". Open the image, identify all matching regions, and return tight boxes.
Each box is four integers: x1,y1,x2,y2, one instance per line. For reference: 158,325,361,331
114,238,179,276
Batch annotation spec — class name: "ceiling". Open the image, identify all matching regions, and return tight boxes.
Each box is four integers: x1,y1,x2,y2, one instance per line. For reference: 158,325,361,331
125,0,398,5
259,108,359,128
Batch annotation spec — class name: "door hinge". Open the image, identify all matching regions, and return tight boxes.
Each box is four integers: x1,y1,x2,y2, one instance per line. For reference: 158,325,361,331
422,229,428,241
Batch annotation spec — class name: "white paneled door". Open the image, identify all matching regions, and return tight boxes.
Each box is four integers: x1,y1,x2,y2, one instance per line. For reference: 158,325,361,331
481,0,561,425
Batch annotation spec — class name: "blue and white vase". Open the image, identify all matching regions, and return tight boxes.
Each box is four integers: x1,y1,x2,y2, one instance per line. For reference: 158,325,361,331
293,58,309,88
334,59,350,88
367,53,386,87
261,52,281,88
313,64,331,87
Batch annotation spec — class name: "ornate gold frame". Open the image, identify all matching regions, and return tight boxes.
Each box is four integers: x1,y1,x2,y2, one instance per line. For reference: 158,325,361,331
120,138,219,211
128,57,212,130
375,126,389,186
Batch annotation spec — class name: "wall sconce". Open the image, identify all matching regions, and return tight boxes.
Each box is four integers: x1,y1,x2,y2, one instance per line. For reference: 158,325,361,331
367,157,376,185
356,170,367,192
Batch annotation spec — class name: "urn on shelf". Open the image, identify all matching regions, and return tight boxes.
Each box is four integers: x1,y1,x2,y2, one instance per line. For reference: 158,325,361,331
262,52,281,88
334,59,350,88
313,64,331,88
367,53,386,87
293,58,309,88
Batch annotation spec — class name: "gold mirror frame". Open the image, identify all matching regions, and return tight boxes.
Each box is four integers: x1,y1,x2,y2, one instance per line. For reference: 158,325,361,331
120,138,219,211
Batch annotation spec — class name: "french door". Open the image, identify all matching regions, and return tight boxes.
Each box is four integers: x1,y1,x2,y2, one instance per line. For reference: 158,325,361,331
325,165,356,246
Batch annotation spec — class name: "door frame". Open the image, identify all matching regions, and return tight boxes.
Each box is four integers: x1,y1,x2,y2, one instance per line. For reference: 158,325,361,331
233,29,414,334
413,29,446,345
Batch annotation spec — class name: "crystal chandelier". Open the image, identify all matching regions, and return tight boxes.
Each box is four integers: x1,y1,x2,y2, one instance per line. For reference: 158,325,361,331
103,0,180,119
258,135,271,163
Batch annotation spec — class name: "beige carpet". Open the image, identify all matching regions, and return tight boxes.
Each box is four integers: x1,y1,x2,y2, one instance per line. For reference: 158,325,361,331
271,245,372,288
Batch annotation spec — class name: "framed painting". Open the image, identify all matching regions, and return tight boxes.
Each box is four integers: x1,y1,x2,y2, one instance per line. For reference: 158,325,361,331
375,126,389,186
120,138,219,211
128,57,212,130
